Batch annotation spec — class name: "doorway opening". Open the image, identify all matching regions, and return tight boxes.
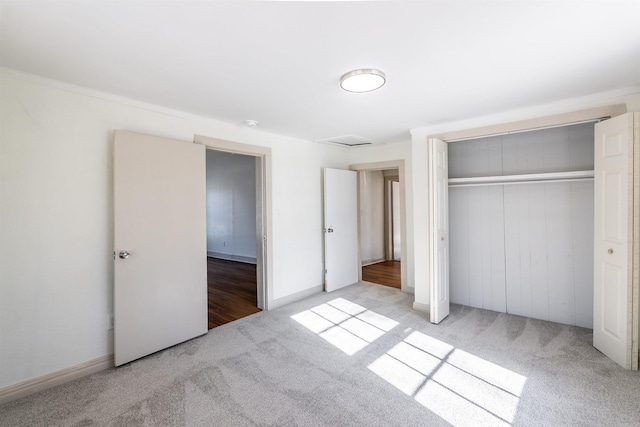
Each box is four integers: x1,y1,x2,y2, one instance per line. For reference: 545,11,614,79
360,169,401,288
205,150,261,328
196,134,272,328
350,160,407,291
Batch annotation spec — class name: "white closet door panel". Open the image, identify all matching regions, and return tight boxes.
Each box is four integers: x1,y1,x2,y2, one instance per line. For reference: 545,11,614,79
545,182,577,326
449,187,470,306
571,181,595,329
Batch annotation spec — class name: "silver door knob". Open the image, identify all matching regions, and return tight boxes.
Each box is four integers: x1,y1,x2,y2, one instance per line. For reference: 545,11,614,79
119,251,130,259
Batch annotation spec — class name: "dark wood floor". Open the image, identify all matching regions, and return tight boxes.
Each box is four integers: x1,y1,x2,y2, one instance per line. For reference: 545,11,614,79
362,260,401,289
208,257,261,329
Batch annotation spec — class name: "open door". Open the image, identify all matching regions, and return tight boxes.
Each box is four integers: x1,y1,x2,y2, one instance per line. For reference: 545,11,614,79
114,131,207,366
593,113,639,370
428,138,450,324
323,168,358,292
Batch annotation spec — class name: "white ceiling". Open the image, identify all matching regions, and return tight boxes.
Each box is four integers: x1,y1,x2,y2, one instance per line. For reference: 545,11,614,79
2,0,640,144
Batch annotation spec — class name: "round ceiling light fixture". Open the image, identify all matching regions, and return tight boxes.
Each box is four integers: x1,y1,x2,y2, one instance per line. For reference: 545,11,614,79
340,69,386,93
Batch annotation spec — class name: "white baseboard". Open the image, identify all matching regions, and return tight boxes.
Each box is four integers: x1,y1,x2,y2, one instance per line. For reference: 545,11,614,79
208,252,257,265
0,354,114,406
361,258,386,267
269,284,323,310
412,301,430,314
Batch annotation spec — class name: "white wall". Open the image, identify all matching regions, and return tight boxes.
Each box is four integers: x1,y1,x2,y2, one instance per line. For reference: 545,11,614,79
359,170,384,264
206,150,256,262
0,69,349,389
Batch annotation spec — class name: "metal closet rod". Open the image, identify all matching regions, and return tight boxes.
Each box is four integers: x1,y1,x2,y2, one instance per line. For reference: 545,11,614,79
448,170,595,187
445,117,608,143
448,177,594,188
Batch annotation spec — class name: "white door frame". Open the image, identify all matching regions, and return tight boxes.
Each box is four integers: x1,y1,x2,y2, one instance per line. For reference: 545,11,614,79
426,104,639,367
384,175,401,261
350,160,408,292
194,135,273,310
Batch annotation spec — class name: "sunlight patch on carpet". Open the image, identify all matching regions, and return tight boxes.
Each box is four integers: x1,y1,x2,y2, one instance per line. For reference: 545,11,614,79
291,298,399,355
369,331,527,426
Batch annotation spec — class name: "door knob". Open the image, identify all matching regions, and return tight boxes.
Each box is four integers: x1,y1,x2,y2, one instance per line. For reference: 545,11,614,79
607,248,614,254
119,251,130,259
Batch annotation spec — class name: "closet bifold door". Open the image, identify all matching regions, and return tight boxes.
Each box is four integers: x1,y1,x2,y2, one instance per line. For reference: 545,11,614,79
593,112,639,370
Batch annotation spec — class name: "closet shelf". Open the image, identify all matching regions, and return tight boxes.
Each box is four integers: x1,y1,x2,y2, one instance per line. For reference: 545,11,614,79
448,170,594,187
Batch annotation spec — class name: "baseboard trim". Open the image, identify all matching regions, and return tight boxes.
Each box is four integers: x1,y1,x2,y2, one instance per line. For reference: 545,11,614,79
208,252,257,265
269,284,323,310
0,354,114,406
412,301,430,314
361,258,386,267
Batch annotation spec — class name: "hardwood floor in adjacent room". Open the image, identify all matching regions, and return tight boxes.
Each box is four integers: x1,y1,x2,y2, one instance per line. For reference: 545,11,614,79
362,260,401,289
208,257,261,329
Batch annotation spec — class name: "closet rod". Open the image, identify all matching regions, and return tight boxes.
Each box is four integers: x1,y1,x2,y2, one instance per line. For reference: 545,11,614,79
448,170,595,187
449,177,594,188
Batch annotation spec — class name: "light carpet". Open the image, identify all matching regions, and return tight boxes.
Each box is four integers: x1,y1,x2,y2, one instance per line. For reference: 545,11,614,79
1,281,639,426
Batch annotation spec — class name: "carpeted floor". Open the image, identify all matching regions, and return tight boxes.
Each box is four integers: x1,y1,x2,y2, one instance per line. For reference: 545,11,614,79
2,281,639,426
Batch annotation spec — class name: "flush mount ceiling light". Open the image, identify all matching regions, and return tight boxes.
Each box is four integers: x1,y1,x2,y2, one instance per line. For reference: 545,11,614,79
340,69,386,93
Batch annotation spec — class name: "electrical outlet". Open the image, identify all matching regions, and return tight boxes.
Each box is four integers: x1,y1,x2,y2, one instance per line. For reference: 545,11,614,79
108,314,114,330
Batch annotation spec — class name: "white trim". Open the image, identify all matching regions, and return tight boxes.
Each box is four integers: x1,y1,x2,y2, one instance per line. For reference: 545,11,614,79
426,105,627,143
269,285,324,310
208,252,257,265
412,301,430,313
411,90,637,139
0,354,114,405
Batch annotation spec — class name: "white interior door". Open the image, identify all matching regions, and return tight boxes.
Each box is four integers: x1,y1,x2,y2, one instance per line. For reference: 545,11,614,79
324,168,358,292
114,131,207,366
428,138,450,324
593,113,636,369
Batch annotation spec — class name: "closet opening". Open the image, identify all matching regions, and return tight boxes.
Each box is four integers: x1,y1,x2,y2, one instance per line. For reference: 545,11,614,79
447,121,598,328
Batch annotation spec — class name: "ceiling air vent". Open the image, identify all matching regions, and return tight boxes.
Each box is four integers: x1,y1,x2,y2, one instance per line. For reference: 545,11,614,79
314,135,374,147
